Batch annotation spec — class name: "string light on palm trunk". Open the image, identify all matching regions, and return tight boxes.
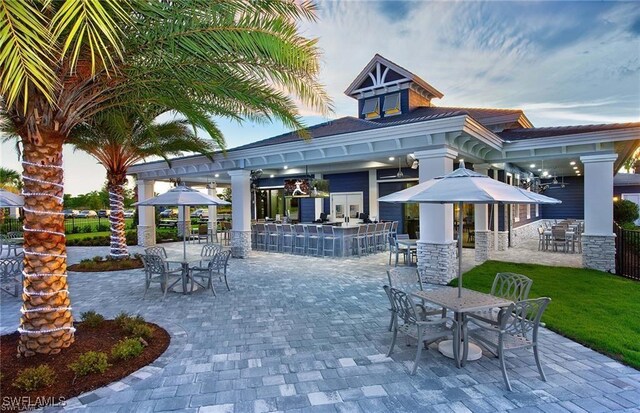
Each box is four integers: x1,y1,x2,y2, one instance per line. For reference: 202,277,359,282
20,159,75,336
108,186,129,257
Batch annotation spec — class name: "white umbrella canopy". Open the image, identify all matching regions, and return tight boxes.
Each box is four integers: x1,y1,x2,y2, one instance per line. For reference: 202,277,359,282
134,184,230,260
379,163,561,297
0,190,24,207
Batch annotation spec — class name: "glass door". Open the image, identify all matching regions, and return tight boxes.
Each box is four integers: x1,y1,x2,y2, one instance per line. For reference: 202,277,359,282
330,192,363,223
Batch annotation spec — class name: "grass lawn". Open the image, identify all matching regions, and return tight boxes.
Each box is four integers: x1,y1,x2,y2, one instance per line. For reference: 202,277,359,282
66,231,112,240
453,260,640,370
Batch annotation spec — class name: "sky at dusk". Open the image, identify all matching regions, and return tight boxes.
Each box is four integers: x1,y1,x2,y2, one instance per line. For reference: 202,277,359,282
1,0,639,195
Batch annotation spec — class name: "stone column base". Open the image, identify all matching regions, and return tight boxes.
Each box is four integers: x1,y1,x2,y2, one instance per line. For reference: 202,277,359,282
474,230,491,263
497,231,509,251
137,225,156,247
582,234,616,273
231,230,252,258
416,241,457,285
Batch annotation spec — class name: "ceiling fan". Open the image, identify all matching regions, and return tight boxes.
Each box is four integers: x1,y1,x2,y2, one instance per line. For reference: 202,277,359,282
380,157,404,179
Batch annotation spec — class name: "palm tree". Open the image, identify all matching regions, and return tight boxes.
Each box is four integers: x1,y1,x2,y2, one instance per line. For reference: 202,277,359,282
71,108,216,258
1,0,329,356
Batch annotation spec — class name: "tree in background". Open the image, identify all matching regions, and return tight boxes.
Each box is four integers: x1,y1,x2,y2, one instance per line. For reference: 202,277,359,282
1,0,329,356
71,109,215,258
0,167,22,224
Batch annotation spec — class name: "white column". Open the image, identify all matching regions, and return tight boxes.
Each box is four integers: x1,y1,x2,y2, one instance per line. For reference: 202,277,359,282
136,179,156,246
368,169,379,221
473,164,490,263
415,147,458,285
314,173,323,219
581,154,617,272
9,207,19,218
228,169,252,257
207,184,218,242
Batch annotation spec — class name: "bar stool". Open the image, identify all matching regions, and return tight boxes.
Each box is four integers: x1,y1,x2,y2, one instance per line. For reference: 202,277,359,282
293,224,307,255
306,225,322,256
375,223,385,252
352,225,367,256
266,223,279,252
365,223,377,254
322,225,338,257
382,222,392,251
281,224,294,254
255,223,267,251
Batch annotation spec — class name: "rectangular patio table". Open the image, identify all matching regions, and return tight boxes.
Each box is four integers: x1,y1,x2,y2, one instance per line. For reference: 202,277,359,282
165,256,212,294
543,230,576,252
412,287,513,367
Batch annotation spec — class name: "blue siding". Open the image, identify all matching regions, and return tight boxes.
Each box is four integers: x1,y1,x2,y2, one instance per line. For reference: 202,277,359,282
322,171,370,218
300,198,315,223
379,182,406,234
615,185,640,196
541,176,584,219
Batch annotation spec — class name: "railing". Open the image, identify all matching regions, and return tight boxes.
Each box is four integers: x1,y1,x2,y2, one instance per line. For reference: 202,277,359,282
614,222,640,281
1,217,134,235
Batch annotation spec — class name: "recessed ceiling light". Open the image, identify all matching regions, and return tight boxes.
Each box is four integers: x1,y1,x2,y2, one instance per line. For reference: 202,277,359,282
459,158,464,163
214,173,219,178
537,168,542,172
530,164,535,168
283,165,288,170
270,174,274,178
570,161,576,166
542,171,548,176
573,166,578,170
389,156,395,161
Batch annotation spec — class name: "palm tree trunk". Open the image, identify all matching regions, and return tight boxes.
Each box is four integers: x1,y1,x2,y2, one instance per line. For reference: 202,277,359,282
18,135,74,356
108,178,128,258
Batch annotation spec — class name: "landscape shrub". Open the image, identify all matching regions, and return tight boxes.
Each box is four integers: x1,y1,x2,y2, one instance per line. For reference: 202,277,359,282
68,352,110,377
111,338,144,361
80,310,105,327
13,365,56,391
81,224,93,233
614,199,639,224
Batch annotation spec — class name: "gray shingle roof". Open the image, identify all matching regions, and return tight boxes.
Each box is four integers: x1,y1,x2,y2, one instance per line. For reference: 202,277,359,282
499,122,640,141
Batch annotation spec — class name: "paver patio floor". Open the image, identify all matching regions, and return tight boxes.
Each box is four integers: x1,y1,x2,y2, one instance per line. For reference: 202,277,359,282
1,243,638,412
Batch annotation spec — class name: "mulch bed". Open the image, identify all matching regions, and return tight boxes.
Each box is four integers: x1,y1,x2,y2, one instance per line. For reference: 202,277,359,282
0,321,170,412
67,257,143,272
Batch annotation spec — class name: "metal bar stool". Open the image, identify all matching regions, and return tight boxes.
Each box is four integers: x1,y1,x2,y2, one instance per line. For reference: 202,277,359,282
281,224,294,254
293,224,307,255
306,225,322,256
266,223,280,252
255,223,267,251
322,225,338,257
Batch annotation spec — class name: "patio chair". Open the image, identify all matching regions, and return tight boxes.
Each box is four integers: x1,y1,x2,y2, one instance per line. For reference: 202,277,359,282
375,223,385,251
537,227,546,251
385,286,457,375
190,249,232,294
0,254,24,296
1,233,21,256
465,297,551,391
200,243,222,263
386,267,447,330
352,224,367,256
141,254,183,300
388,236,408,266
266,223,279,252
467,272,533,325
255,223,267,251
280,224,294,254
550,227,568,252
322,225,338,257
306,225,322,256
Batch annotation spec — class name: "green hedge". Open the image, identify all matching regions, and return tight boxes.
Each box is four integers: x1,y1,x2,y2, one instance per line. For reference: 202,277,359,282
66,229,178,246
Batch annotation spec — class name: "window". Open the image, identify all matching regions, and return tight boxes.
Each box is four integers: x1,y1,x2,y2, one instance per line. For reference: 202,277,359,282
382,93,401,116
361,98,379,119
536,203,539,217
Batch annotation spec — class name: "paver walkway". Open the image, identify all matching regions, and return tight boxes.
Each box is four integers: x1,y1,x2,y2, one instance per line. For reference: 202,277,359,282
1,243,637,412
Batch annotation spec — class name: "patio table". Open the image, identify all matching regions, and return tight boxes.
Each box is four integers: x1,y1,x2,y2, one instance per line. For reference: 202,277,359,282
165,256,212,294
543,230,576,252
412,287,513,366
395,239,418,265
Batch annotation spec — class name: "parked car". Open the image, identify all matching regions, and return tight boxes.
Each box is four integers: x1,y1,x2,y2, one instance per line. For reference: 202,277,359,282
97,210,111,218
77,210,97,218
63,209,79,218
123,209,135,218
190,209,209,219
159,208,178,218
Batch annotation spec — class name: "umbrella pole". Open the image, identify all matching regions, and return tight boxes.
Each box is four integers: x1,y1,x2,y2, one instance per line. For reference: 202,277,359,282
458,202,463,298
183,205,187,261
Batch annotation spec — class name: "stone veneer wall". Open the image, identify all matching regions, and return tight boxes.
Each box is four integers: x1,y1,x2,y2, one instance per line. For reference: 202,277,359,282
416,241,457,285
497,231,509,251
231,230,252,258
582,235,616,273
474,230,491,263
510,219,584,247
137,225,156,247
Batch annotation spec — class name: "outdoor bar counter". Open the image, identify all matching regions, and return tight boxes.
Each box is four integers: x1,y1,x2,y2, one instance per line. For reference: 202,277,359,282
253,222,387,257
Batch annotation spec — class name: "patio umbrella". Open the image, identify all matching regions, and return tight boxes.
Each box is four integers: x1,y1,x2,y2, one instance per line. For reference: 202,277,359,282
0,189,24,207
379,162,561,298
134,184,230,260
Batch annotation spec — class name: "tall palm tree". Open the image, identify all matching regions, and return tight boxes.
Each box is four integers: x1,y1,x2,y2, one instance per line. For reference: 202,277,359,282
1,0,329,356
71,108,216,258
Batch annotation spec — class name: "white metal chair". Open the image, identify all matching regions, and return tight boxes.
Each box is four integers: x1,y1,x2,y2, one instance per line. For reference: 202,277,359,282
141,254,183,300
467,272,533,325
465,297,551,391
0,254,23,296
190,250,232,294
